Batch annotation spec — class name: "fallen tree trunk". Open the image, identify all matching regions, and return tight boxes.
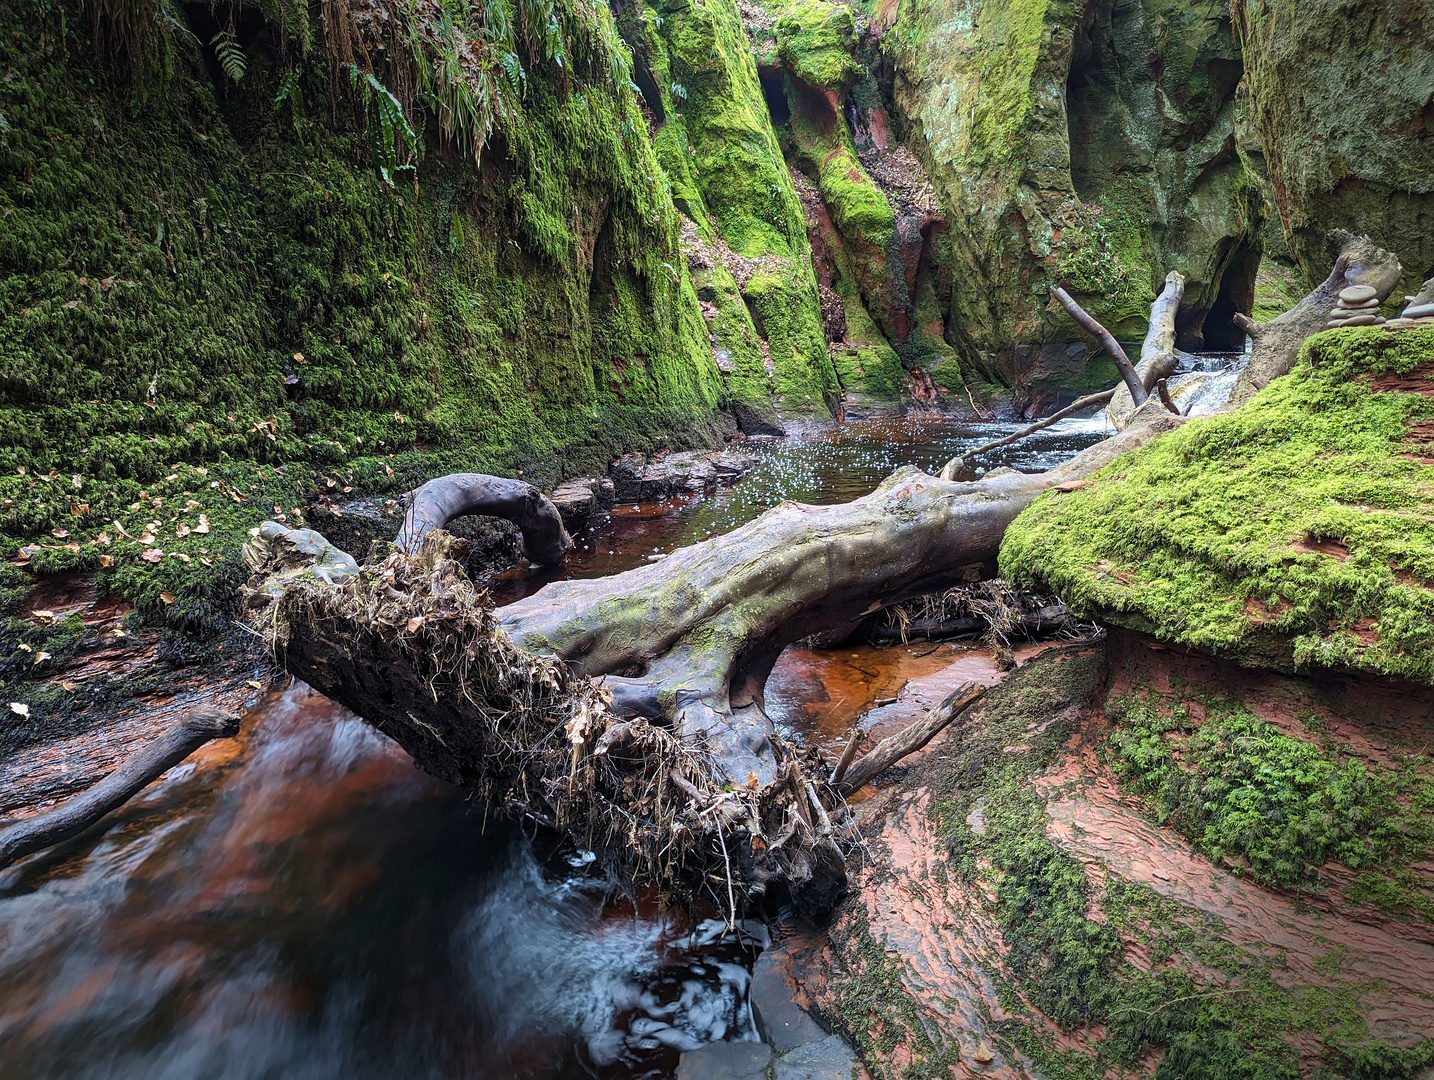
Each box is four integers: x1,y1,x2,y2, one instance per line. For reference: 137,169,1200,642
0,705,239,869
1229,232,1402,407
249,272,1238,909
835,682,986,795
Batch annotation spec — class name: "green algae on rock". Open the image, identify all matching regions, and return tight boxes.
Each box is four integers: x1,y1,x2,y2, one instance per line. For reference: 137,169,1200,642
1000,326,1434,683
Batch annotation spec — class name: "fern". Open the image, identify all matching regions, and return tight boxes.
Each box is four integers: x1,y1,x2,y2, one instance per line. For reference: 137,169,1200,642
209,30,246,84
348,65,418,187
273,68,306,134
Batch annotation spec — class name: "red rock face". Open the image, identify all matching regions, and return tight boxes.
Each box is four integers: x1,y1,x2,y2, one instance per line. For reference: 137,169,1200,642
777,636,1434,1076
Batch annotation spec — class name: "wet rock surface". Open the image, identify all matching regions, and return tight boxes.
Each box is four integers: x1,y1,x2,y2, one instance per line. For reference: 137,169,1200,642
609,447,764,502
780,638,1434,1077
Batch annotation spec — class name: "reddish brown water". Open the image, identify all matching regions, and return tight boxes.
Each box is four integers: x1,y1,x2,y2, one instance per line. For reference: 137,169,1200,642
0,416,1099,1079
0,683,764,1080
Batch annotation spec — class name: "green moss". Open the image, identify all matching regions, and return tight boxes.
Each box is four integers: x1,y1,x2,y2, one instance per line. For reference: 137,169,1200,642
774,0,860,90
0,0,735,735
741,263,839,413
1106,688,1434,916
830,285,907,405
1001,326,1434,683
1251,255,1308,322
645,0,839,416
1052,184,1161,339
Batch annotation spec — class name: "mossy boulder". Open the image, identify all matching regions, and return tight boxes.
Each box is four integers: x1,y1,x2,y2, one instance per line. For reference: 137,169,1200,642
1235,0,1434,304
887,0,1265,384
1000,325,1434,683
774,0,861,90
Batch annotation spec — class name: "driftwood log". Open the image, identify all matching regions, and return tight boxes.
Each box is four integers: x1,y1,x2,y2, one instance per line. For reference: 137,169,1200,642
940,272,1186,478
0,705,240,869
1229,232,1402,407
250,252,1362,908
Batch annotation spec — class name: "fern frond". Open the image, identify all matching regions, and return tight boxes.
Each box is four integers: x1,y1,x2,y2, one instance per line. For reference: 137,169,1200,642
210,30,247,84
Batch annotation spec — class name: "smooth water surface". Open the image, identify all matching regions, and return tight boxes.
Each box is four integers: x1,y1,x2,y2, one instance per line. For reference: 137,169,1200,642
0,685,760,1080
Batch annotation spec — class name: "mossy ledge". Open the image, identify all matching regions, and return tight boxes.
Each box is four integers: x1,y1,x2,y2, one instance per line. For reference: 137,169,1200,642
1000,326,1434,683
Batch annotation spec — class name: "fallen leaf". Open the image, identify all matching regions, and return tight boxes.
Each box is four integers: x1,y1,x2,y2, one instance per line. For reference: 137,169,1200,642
99,276,116,291
170,552,190,562
184,499,200,511
159,590,175,603
165,474,177,482
71,474,83,489
194,514,210,534
31,609,54,620
70,503,89,516
111,628,127,638
175,523,190,538
63,299,78,309
17,643,31,652
137,532,156,545
57,681,78,692
246,679,264,690
196,466,208,476
96,531,111,545
406,616,425,633
200,557,213,566
8,703,29,718
141,548,163,562
1054,479,1089,492
33,651,51,664
63,542,80,553
51,527,69,538
99,554,114,567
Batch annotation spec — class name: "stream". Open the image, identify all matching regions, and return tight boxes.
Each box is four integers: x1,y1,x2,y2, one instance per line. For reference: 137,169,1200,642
0,413,1118,1080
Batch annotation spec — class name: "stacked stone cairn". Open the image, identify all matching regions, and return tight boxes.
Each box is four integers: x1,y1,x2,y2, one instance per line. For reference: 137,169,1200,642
1327,284,1385,328
1386,277,1434,330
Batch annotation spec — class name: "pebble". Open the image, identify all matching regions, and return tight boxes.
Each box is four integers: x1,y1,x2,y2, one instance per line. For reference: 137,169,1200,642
1339,284,1378,304
1333,314,1381,327
1341,297,1381,310
1401,302,1434,320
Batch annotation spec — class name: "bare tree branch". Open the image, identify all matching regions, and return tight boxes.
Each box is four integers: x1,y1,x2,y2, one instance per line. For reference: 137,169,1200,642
0,705,240,870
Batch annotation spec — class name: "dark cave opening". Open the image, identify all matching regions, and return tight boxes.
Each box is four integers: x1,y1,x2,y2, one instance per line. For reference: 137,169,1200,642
758,68,790,127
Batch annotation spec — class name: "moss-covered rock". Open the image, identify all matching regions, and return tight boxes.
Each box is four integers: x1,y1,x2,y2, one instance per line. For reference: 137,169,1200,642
886,0,1265,383
634,0,842,418
1235,0,1434,304
1000,326,1434,683
0,0,732,729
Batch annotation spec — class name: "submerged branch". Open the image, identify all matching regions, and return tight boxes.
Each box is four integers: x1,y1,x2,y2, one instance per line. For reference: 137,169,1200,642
0,706,240,870
836,683,986,795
